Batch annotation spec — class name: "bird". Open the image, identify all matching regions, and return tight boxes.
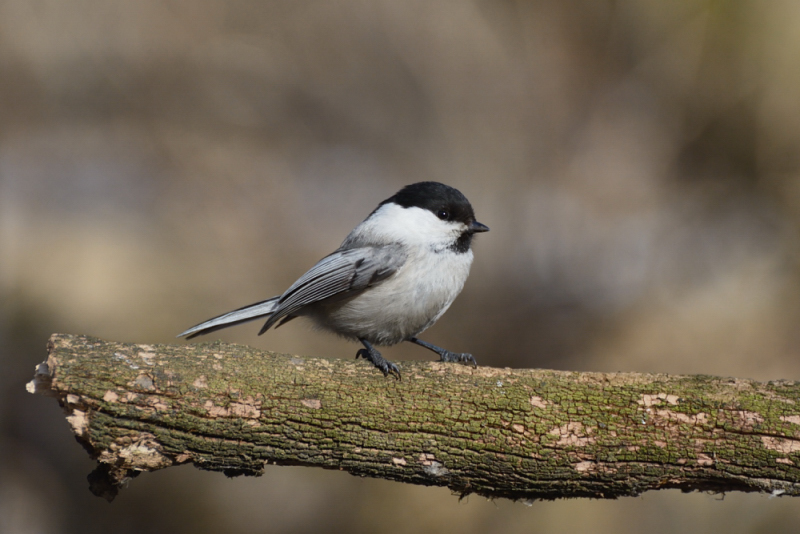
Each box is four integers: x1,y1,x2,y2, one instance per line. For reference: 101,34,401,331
178,181,488,379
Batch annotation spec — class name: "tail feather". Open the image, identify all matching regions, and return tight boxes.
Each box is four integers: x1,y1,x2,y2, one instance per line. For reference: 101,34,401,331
178,297,280,339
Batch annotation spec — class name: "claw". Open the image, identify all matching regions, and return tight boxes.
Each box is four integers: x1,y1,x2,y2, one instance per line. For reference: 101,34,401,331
408,337,478,368
356,344,401,380
440,351,478,368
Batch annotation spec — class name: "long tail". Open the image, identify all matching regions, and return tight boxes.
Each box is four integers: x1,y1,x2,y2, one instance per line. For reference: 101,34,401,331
177,297,280,339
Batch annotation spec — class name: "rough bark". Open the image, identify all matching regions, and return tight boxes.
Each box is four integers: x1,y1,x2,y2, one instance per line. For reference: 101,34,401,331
27,333,800,501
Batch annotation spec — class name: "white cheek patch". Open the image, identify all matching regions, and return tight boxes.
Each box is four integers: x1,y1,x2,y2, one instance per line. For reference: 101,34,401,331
365,204,464,249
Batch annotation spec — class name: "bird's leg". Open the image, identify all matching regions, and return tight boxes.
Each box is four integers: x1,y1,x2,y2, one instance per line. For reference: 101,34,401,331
409,337,478,368
356,339,401,380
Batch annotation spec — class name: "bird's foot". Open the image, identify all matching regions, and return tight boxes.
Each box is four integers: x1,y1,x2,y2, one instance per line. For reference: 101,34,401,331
408,337,478,368
438,350,478,368
356,346,401,380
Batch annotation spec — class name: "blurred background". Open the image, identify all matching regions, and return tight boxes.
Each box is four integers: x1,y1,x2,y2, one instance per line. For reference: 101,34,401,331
2,0,800,532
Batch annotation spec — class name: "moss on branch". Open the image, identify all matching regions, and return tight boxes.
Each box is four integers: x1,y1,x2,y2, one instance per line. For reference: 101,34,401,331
28,334,800,501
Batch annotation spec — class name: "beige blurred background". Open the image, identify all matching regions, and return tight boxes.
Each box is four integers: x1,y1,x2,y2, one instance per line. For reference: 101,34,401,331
2,0,800,532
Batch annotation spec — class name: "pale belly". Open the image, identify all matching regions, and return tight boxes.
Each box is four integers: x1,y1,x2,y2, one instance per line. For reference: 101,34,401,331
305,249,473,345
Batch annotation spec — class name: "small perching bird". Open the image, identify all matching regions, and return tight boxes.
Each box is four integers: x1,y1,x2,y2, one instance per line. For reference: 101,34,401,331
178,181,488,379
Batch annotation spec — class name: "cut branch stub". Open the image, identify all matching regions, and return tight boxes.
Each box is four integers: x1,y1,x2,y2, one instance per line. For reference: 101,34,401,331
28,333,800,501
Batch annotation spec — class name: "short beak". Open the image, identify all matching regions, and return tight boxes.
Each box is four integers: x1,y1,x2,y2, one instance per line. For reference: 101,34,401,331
470,221,489,233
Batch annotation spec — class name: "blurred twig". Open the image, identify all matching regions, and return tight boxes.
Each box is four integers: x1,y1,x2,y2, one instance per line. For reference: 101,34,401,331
29,334,800,501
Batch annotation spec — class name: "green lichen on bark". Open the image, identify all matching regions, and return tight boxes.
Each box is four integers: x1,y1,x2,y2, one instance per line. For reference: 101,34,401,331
28,333,800,501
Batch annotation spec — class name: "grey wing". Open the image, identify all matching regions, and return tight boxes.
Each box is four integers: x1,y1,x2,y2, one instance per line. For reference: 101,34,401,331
258,244,406,334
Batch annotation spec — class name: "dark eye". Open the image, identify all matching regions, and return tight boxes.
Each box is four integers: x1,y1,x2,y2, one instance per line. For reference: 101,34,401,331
436,209,449,220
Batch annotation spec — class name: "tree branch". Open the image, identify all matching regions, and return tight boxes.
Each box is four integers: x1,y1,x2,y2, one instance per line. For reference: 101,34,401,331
28,334,800,501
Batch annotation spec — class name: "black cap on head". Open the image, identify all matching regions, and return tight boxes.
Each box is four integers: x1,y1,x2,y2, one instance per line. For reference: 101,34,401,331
383,182,478,227
382,182,488,253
